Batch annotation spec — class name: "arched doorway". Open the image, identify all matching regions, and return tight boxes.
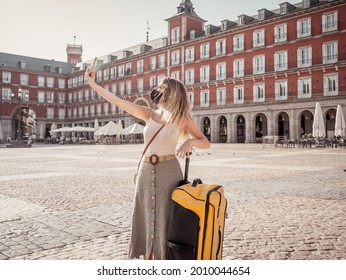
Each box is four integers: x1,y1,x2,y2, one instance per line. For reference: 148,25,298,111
326,109,336,139
11,107,36,141
237,115,245,143
203,117,211,141
300,110,313,137
278,112,289,138
219,116,227,143
255,114,267,143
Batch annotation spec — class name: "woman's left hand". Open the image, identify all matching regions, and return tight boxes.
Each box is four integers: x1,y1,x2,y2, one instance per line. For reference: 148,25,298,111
176,139,193,159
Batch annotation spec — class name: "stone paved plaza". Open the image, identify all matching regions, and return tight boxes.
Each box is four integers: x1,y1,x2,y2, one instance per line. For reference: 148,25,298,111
0,143,345,260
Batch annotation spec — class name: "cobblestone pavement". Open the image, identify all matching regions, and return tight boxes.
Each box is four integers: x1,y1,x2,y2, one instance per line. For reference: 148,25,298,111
0,143,345,260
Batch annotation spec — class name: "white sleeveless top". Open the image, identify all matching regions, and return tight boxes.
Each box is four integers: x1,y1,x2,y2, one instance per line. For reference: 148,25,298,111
143,117,181,156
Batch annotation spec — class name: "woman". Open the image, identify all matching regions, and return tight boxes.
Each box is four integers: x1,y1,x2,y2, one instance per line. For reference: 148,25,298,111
85,67,210,260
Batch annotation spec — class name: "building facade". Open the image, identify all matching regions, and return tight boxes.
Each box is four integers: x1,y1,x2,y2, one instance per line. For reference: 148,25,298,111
0,0,345,143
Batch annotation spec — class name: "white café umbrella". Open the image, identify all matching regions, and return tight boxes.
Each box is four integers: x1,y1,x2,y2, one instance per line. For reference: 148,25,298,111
70,126,94,132
117,120,124,135
50,123,57,136
122,123,145,135
334,105,346,138
312,102,326,138
94,121,120,136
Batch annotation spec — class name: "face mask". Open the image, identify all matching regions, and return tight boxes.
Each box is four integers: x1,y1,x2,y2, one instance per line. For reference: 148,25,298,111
150,88,163,104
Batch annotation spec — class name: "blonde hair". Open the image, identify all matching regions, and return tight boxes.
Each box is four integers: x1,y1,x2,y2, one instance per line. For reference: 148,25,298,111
158,77,193,135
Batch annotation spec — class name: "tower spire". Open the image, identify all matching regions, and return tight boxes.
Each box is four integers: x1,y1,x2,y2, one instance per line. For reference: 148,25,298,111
146,20,150,42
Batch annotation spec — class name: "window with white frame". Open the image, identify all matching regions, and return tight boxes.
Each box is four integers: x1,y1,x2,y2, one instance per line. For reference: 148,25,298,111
119,82,125,95
217,87,226,105
68,92,72,103
103,103,109,116
275,80,288,100
233,34,244,51
125,63,131,75
90,105,95,117
200,90,210,107
253,55,265,75
172,27,180,44
171,51,180,65
20,74,29,86
253,83,265,102
38,91,45,103
72,77,77,88
47,77,54,88
274,24,287,43
297,18,311,38
137,60,144,73
78,75,83,87
126,80,131,94
171,71,180,81
200,66,210,83
157,75,165,85
84,106,89,117
78,107,83,117
322,11,338,33
118,65,125,77
324,73,338,96
186,47,195,62
216,39,226,55
253,29,265,47
84,89,89,101
96,104,102,116
47,108,54,119
110,67,116,79
150,56,156,70
297,46,312,68
233,85,244,104
38,76,45,87
185,69,194,85
159,54,165,68
58,78,65,89
96,71,102,82
137,78,143,93
58,92,65,104
59,108,65,119
111,104,116,114
22,89,29,101
90,89,95,100
73,92,77,102
46,92,54,103
78,90,83,102
150,76,156,88
200,43,210,59
187,91,194,108
298,77,312,98
68,79,72,89
274,51,288,71
2,71,11,83
216,62,226,80
68,108,72,118
1,88,11,100
323,41,338,64
111,84,117,95
233,59,244,77
103,69,109,80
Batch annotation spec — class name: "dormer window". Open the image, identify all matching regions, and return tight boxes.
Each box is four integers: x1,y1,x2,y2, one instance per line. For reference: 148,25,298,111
172,27,180,44
280,5,287,14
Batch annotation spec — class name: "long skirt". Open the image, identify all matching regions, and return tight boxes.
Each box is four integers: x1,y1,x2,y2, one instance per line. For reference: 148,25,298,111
128,157,183,259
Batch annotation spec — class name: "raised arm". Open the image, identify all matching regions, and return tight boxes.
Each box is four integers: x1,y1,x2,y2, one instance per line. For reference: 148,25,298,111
85,66,152,122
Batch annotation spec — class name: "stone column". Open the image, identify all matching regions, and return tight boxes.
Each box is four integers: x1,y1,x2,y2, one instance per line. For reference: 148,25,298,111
210,114,217,143
289,108,298,140
226,113,232,143
245,112,251,143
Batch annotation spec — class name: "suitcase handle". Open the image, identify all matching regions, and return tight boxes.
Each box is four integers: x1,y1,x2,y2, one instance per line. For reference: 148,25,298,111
192,178,203,187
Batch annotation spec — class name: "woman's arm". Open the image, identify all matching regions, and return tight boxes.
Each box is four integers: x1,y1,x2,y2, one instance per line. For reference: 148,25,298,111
85,67,152,121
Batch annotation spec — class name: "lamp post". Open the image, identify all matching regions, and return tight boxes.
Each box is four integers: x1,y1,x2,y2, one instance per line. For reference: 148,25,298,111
11,88,28,141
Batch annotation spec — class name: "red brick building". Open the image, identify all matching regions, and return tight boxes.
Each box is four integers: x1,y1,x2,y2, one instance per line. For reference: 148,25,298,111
1,0,345,143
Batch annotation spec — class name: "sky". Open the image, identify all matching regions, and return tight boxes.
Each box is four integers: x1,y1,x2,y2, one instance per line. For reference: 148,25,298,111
1,0,286,62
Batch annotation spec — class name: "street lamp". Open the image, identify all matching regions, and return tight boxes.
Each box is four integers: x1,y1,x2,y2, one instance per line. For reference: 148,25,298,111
11,88,28,141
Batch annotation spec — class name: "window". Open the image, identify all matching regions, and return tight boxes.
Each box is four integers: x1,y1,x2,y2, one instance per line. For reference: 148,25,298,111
297,46,312,68
90,89,95,100
103,69,109,80
274,51,288,71
172,27,179,44
217,88,226,105
111,84,117,95
84,89,89,101
298,77,312,98
150,56,156,70
1,88,11,100
20,74,29,86
233,34,244,51
58,79,65,89
200,66,210,83
126,80,131,94
59,108,65,119
185,69,194,85
171,51,180,65
78,107,83,117
46,77,53,88
118,65,125,77
72,77,77,88
126,63,131,75
324,74,338,96
90,105,95,117
233,59,244,77
216,39,226,55
47,108,54,119
297,18,311,38
187,91,194,108
111,104,116,114
159,54,165,68
22,89,29,101
96,71,102,82
111,67,116,79
58,93,65,104
274,24,287,43
84,106,89,117
46,92,54,103
119,82,125,95
2,71,11,83
37,91,45,103
38,76,45,87
216,63,226,80
73,108,77,118
157,75,165,85
137,78,143,93
234,85,244,104
200,90,210,107
103,103,109,116
323,41,338,64
275,80,288,100
200,43,210,59
322,11,338,33
253,55,265,75
253,83,265,102
96,104,102,116
150,76,156,88
137,60,144,73
186,47,195,62
78,75,83,87
253,30,265,47
171,71,180,81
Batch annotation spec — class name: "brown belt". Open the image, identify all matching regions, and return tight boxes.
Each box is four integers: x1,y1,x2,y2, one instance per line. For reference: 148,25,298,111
142,154,176,165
